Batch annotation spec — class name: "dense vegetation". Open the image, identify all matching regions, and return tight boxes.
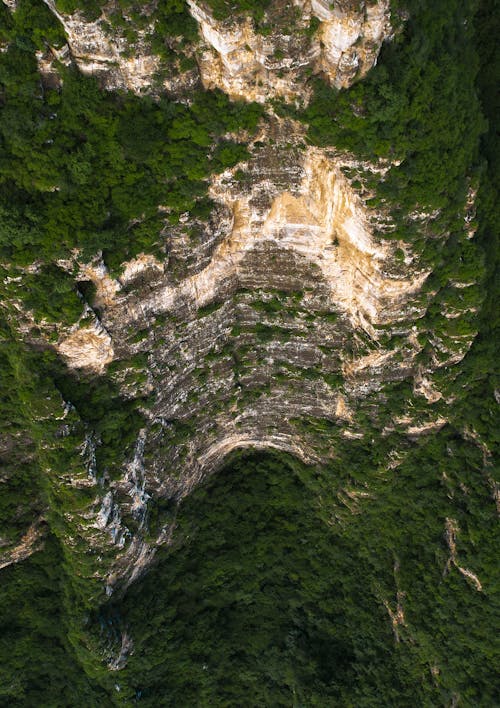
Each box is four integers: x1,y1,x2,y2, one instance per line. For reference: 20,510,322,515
106,442,498,706
0,0,497,705
3,433,497,705
0,536,108,706
0,36,261,273
55,0,199,41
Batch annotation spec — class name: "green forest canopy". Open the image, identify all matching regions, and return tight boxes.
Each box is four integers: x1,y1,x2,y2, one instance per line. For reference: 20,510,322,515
0,0,497,705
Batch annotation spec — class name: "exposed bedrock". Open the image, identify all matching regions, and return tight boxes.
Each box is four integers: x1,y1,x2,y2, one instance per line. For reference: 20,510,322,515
3,2,478,593
70,138,430,466
55,126,461,591
189,0,392,102
26,0,391,99
39,0,164,92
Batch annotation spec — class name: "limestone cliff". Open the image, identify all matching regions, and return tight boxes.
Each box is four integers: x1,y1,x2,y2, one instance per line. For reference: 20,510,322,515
189,0,392,102
53,120,475,593
41,0,162,92
0,0,481,596
18,0,392,100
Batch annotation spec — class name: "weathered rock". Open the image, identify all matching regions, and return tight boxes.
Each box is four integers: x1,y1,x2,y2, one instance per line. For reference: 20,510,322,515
2,2,480,597
40,0,161,92
58,321,114,373
25,0,391,99
188,0,391,102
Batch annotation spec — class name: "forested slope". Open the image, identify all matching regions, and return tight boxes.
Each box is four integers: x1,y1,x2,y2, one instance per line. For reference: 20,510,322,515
0,0,497,705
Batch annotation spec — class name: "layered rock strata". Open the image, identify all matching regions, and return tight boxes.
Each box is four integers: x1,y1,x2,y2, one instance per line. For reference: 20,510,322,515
189,0,392,102
56,124,463,591
40,0,163,92
5,0,392,99
2,1,480,596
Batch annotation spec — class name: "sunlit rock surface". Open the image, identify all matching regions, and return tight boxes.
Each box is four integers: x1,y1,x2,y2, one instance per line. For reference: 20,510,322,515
58,320,114,373
31,0,391,99
41,0,161,91
2,0,482,595
189,0,391,102
57,122,470,591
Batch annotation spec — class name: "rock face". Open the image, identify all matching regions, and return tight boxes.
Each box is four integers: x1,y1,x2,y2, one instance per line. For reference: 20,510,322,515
29,0,391,99
3,1,479,595
40,0,161,92
100,140,424,332
57,321,114,373
60,119,462,592
312,0,391,87
0,518,46,571
189,0,392,102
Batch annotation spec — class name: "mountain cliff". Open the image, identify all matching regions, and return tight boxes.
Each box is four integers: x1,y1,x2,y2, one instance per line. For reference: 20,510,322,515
0,0,498,704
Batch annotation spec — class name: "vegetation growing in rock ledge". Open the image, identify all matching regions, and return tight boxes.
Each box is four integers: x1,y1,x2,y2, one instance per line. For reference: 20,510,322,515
0,0,498,705
0,1,262,275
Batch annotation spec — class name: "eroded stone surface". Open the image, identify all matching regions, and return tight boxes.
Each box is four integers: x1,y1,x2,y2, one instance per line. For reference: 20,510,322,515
62,128,449,591
189,0,391,102
2,3,482,597
58,321,114,372
87,144,426,332
40,0,162,92
0,518,46,571
50,115,477,593
27,0,391,99
10,104,477,592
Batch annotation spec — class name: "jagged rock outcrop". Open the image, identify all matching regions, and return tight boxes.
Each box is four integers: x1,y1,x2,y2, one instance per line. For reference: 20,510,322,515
56,119,466,592
444,518,483,592
58,320,114,372
98,141,425,333
40,0,162,92
0,518,46,571
2,1,482,598
6,0,391,99
189,0,392,102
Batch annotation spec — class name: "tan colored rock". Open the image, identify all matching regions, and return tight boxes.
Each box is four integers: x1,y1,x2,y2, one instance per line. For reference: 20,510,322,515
413,367,443,403
335,394,353,421
41,0,161,92
141,147,426,338
444,518,483,591
120,254,164,286
344,349,394,376
80,261,121,309
58,322,114,372
406,417,447,436
383,557,406,642
0,518,46,571
188,0,391,102
313,0,392,88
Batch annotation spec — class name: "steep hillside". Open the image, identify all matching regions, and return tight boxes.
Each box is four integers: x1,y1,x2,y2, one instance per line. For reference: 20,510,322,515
0,0,497,705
